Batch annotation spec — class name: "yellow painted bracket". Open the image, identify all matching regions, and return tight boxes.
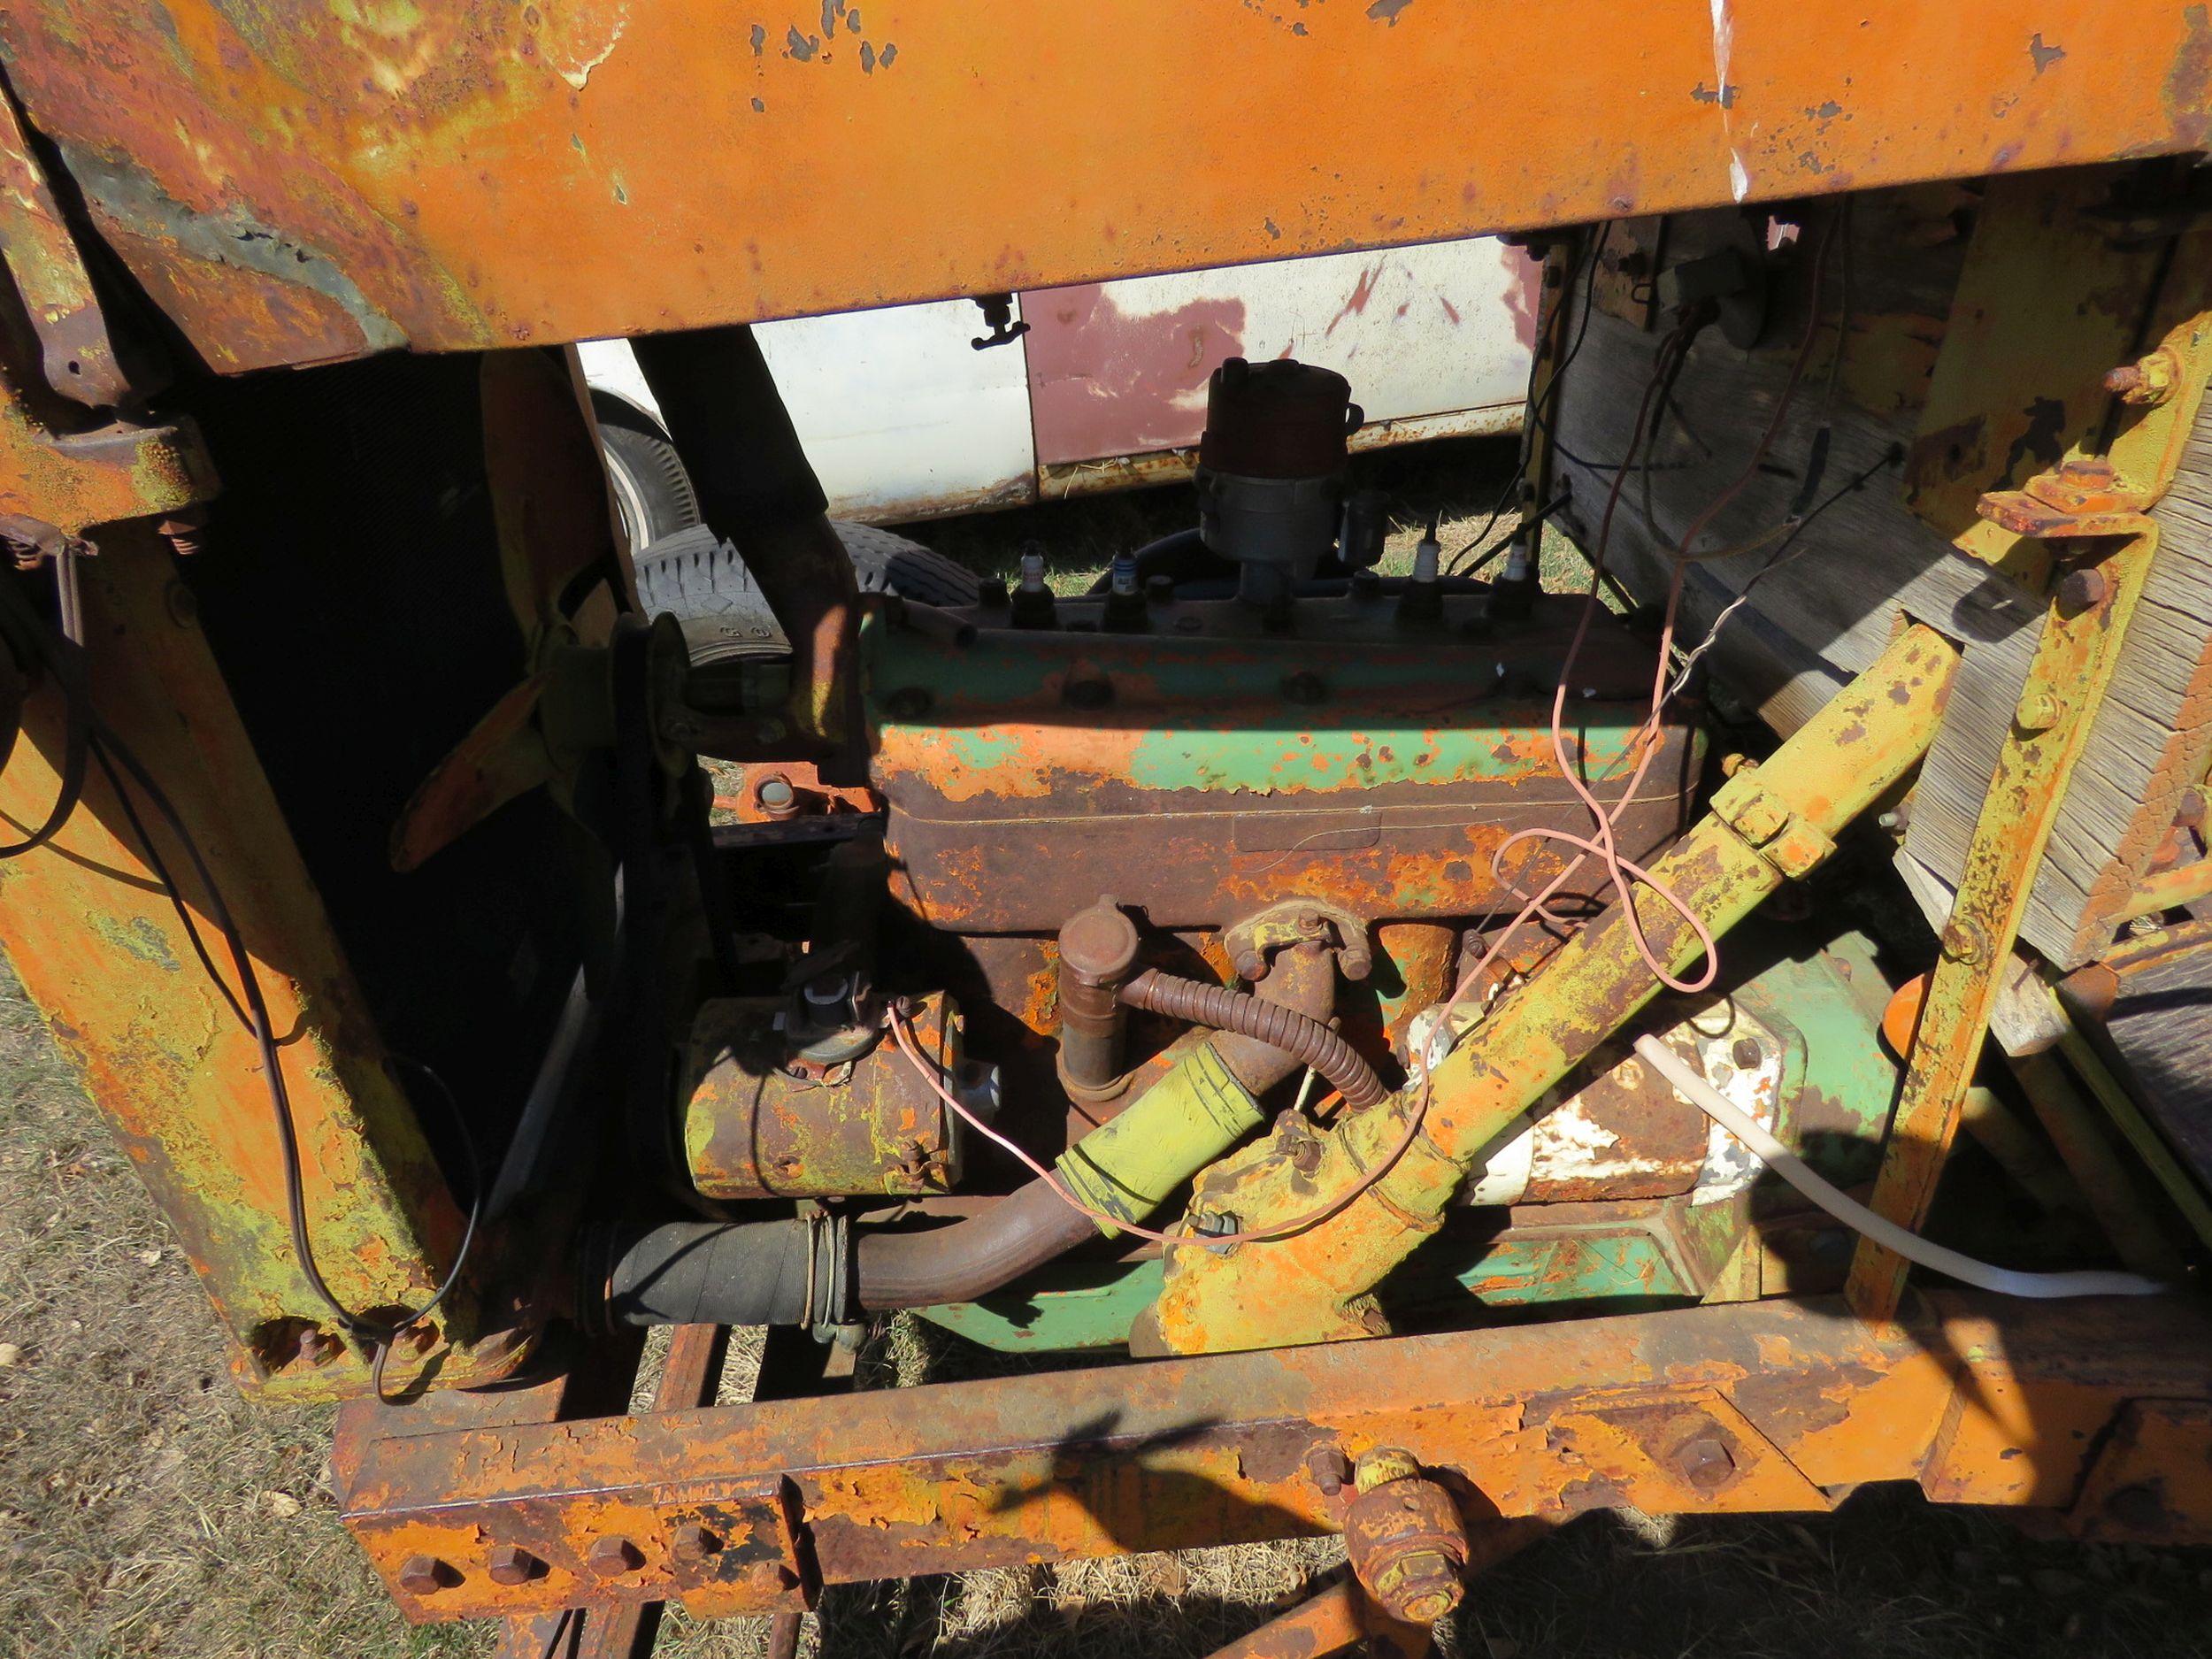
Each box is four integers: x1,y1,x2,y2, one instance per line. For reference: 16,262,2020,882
1847,511,2162,1324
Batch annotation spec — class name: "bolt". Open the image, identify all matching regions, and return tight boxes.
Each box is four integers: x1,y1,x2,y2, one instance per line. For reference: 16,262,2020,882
2104,348,2180,408
1876,810,1902,833
1731,1037,1763,1070
157,506,208,557
1289,1137,1323,1176
884,686,933,719
1233,949,1267,982
1305,1443,1353,1498
1372,1550,1464,1624
2016,689,2067,733
2056,565,2111,618
396,1555,448,1595
1940,917,1986,965
486,1545,541,1586
1338,941,1373,982
1281,670,1327,705
2177,789,2206,831
1349,569,1382,602
1676,1437,1736,1492
670,1523,719,1564
754,773,799,818
295,1326,342,1367
587,1536,645,1578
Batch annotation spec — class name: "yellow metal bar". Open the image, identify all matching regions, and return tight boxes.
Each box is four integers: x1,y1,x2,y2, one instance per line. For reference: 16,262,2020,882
1148,625,1958,1356
1847,523,2162,1323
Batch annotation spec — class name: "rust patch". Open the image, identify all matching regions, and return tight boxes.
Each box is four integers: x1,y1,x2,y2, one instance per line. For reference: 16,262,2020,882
1025,284,1247,465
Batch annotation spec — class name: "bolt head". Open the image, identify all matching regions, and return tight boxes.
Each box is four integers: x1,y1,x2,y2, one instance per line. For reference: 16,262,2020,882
1305,1443,1353,1498
1731,1037,1763,1070
295,1327,342,1367
1233,949,1268,982
587,1536,644,1578
1676,1436,1736,1491
2105,349,2179,407
1940,917,1985,965
396,1555,446,1595
670,1523,719,1563
485,1545,541,1586
2016,690,2066,733
2056,565,2111,618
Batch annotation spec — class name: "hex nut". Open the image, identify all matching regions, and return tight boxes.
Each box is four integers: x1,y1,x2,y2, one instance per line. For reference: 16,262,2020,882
486,1545,541,1586
2056,566,2111,618
587,1536,645,1578
670,1523,720,1563
396,1555,448,1595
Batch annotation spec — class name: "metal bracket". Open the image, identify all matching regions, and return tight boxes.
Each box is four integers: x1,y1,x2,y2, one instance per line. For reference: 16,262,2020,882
1224,898,1374,983
1848,509,2163,1324
1709,772,1833,879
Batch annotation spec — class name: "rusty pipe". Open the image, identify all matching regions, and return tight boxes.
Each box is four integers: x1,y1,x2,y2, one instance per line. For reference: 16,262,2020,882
1056,897,1142,1098
856,949,1338,1310
630,327,859,745
1122,963,1386,1108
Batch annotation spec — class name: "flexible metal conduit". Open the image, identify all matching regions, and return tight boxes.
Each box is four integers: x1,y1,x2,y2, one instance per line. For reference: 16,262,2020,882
1120,968,1386,1109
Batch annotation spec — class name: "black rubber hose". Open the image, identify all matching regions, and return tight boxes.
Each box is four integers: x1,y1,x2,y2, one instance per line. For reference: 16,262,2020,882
1118,968,1386,1109
604,1217,849,1328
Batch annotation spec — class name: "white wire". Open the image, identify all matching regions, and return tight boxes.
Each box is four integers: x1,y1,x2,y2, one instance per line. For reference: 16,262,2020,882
1629,1034,2169,1301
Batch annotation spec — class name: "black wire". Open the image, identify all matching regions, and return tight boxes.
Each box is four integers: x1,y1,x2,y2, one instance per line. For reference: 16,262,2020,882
1,577,486,1353
1448,222,1612,573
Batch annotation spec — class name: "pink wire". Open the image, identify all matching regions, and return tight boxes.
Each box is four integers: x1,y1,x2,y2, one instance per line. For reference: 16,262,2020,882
890,1009,1430,1248
887,219,1842,1255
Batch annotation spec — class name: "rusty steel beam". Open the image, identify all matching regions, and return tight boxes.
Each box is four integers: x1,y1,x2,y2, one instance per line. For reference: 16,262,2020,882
0,4,2207,372
338,1291,2212,1624
0,526,525,1402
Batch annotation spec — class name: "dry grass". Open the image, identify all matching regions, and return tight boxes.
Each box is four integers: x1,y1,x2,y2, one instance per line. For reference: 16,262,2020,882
6,441,2212,1655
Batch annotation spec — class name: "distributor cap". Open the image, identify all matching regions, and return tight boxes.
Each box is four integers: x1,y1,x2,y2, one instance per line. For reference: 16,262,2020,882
1198,357,1362,480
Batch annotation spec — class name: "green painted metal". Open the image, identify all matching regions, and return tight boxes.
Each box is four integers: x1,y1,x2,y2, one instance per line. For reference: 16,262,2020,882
919,933,1903,1353
864,612,1654,799
917,1226,1694,1353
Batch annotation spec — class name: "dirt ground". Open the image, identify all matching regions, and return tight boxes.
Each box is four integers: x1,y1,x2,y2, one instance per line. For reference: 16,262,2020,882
5,440,2212,1658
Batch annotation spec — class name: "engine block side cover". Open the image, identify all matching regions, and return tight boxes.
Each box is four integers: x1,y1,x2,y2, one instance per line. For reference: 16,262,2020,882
864,595,1700,931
